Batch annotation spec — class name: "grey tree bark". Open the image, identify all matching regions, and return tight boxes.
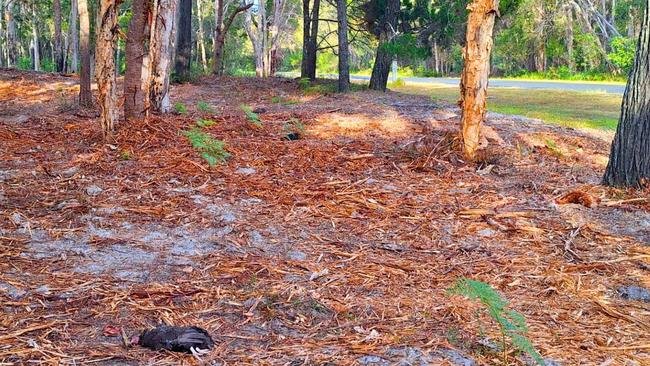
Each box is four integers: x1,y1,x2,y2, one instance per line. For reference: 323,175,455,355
68,0,79,73
4,0,17,67
300,0,320,80
124,0,150,119
175,0,192,82
196,0,208,71
31,5,40,71
336,0,349,92
603,0,650,187
54,0,64,72
79,0,92,106
369,0,399,91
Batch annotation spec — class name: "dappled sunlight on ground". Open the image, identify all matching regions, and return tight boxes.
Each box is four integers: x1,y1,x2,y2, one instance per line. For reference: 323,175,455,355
310,110,416,139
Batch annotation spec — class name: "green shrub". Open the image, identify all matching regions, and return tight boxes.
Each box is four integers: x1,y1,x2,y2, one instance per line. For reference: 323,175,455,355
183,128,230,166
197,101,214,113
240,104,262,127
174,102,188,115
448,278,544,366
608,36,636,74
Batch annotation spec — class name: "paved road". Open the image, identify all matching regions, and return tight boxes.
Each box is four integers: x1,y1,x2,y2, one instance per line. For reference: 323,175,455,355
347,74,625,94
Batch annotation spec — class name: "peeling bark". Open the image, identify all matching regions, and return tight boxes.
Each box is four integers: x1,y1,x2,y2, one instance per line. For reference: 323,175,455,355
96,0,120,139
459,0,499,160
147,0,178,114
124,0,150,119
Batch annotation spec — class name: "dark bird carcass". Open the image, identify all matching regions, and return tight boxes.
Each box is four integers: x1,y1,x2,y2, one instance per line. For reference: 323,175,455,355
131,325,214,359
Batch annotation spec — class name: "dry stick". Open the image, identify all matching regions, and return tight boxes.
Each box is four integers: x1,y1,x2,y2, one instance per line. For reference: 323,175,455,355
0,322,59,342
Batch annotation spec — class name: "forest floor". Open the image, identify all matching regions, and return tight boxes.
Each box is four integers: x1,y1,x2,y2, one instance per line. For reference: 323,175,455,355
1,68,649,366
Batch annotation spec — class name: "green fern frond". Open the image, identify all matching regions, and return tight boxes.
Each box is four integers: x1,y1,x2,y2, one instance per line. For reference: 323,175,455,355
240,104,262,127
182,128,230,166
448,278,544,366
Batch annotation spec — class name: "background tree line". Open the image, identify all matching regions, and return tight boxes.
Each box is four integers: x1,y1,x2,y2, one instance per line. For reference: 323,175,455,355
0,0,644,81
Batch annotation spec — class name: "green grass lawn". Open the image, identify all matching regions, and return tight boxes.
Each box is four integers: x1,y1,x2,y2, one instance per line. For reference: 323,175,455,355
391,83,622,131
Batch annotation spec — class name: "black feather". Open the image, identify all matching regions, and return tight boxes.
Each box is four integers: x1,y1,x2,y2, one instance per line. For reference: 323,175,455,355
138,325,214,353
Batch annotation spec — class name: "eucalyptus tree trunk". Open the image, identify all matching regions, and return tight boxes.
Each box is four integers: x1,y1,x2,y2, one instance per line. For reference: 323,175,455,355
96,0,120,139
459,0,499,160
124,0,150,119
54,0,64,71
68,0,79,73
369,0,399,91
566,7,575,72
337,0,350,92
175,0,192,82
196,0,208,72
78,0,92,106
31,5,40,71
147,0,178,114
300,0,320,80
603,0,650,187
4,0,17,67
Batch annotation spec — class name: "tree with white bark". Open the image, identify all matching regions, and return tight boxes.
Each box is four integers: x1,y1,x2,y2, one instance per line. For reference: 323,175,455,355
243,0,297,77
145,0,179,114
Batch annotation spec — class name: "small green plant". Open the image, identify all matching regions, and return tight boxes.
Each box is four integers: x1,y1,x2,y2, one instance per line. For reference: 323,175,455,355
283,118,305,134
197,101,214,113
240,104,262,127
271,96,282,103
183,128,230,166
119,150,132,160
196,118,216,128
448,278,544,366
174,102,188,115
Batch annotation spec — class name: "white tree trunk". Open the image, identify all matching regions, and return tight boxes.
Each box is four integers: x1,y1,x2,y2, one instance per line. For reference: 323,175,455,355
67,0,79,73
147,0,178,113
196,0,208,71
31,5,40,71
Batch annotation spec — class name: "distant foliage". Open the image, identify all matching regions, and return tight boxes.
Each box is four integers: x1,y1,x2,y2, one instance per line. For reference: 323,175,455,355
608,37,637,74
240,104,262,127
448,278,544,366
183,128,230,166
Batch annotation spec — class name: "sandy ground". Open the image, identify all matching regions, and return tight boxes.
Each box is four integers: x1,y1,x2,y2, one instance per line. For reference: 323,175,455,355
1,68,649,365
